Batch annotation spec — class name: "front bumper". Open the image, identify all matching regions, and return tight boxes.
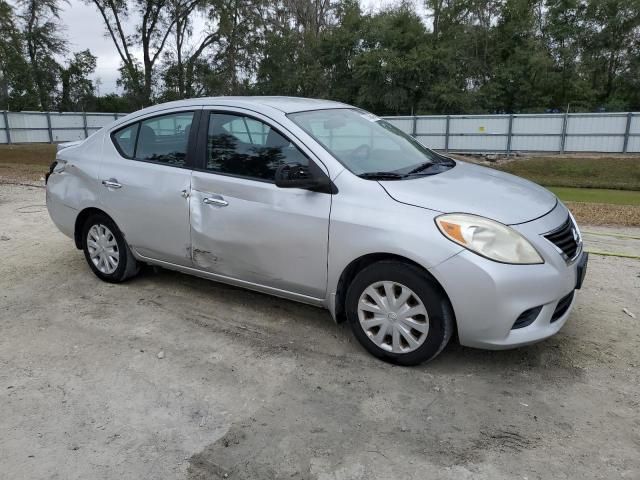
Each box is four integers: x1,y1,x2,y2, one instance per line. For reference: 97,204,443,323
429,202,586,350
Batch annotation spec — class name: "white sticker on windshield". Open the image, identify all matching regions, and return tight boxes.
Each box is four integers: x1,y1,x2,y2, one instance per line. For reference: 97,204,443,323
360,112,381,122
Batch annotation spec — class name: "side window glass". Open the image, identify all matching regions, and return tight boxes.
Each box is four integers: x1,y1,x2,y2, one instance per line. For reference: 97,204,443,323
113,123,138,158
222,118,251,143
245,118,268,145
135,112,194,166
206,113,308,181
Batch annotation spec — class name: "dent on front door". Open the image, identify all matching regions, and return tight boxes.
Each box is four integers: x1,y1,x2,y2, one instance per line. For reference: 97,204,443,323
188,172,331,299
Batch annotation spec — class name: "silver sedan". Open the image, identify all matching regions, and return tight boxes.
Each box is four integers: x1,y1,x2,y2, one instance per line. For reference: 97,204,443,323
46,97,588,365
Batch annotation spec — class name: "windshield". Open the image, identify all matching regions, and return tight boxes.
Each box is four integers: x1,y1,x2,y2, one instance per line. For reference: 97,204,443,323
288,108,454,177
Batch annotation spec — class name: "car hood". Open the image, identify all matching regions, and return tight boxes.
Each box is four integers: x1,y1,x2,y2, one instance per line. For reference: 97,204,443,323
379,161,557,225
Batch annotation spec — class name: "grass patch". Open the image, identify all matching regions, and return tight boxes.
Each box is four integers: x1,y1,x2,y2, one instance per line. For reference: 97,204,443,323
0,144,56,166
495,156,640,191
0,144,57,184
548,187,640,206
488,156,640,223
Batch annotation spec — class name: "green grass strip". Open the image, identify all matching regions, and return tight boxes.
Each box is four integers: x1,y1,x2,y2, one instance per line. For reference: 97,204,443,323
547,187,640,206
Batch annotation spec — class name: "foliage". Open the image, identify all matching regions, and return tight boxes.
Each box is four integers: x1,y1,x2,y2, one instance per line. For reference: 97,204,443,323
0,0,37,110
58,50,97,111
17,0,68,110
2,0,640,114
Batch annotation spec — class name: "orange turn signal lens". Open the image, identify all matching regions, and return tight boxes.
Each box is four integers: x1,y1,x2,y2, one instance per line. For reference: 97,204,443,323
437,220,466,244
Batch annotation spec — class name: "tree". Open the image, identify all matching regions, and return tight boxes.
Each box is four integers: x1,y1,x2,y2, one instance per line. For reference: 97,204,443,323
479,0,556,112
92,92,135,112
160,0,268,100
544,0,590,110
2,0,636,114
580,0,640,109
211,0,266,94
317,0,363,103
17,0,67,110
160,0,213,100
354,4,432,114
58,49,97,111
0,0,37,110
89,0,202,106
421,0,501,113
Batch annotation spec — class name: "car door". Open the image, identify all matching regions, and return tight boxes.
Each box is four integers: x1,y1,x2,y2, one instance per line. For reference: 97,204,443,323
99,109,200,266
189,109,332,299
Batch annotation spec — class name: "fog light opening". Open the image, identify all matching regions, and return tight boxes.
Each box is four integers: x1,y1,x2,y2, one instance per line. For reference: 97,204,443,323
512,306,543,330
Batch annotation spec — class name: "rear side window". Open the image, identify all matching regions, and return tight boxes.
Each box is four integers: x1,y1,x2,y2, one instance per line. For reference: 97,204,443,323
112,123,138,158
135,112,194,167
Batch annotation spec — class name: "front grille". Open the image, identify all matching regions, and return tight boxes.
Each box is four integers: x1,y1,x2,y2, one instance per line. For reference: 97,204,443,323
544,216,580,260
551,291,575,322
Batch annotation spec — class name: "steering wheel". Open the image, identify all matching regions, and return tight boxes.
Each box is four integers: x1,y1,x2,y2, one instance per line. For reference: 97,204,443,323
351,144,371,163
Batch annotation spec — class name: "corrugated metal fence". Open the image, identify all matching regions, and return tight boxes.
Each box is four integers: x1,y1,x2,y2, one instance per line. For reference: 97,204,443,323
382,112,640,153
1,110,639,153
0,111,127,144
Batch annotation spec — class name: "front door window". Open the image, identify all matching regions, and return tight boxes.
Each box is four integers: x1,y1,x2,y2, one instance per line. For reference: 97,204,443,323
205,113,308,181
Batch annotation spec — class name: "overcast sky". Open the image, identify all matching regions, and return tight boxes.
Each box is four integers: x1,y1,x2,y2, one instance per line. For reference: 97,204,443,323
56,0,417,95
60,0,132,95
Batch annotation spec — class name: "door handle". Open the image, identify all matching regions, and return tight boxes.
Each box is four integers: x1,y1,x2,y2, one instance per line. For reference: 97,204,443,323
102,179,122,189
203,196,228,207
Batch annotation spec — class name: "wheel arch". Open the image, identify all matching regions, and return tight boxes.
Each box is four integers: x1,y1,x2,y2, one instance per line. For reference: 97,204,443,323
333,253,454,327
73,207,114,249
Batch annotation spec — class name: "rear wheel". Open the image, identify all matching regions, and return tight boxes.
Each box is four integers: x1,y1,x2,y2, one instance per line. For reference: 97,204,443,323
346,260,454,366
81,213,139,283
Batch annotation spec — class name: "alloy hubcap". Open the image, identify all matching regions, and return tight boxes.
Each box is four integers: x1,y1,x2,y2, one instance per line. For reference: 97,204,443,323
87,224,119,274
357,281,429,354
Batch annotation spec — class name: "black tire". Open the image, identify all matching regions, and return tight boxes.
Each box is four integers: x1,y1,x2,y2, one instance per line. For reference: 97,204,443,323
345,260,454,366
81,213,139,283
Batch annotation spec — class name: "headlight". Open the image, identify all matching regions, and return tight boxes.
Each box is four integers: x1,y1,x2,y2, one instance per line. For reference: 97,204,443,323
435,213,544,264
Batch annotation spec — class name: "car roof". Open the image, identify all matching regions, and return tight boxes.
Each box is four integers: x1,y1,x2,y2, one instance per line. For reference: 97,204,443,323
131,96,351,116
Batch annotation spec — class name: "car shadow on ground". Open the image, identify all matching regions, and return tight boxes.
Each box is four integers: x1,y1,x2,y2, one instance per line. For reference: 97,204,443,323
129,265,584,380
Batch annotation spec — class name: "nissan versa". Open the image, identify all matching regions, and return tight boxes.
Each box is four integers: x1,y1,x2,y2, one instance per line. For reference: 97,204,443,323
46,97,588,365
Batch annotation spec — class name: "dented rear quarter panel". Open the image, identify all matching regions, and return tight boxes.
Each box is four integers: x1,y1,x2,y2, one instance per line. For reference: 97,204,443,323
46,132,105,237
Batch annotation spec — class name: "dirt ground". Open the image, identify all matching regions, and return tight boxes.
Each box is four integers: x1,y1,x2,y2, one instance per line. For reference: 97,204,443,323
1,184,639,480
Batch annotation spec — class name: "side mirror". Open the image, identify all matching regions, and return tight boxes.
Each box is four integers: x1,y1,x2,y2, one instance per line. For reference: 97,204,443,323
275,163,332,193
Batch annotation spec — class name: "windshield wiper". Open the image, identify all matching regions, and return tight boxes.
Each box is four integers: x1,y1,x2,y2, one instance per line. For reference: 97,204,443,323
358,171,406,180
406,161,434,175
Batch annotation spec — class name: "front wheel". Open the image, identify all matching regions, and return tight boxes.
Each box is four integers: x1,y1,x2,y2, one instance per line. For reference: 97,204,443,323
345,261,454,366
81,213,139,283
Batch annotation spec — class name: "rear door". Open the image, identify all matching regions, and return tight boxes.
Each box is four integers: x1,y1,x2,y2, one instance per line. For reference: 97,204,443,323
189,109,331,299
99,108,201,266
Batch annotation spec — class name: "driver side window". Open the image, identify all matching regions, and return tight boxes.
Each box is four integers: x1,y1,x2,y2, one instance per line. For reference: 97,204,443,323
205,113,308,181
